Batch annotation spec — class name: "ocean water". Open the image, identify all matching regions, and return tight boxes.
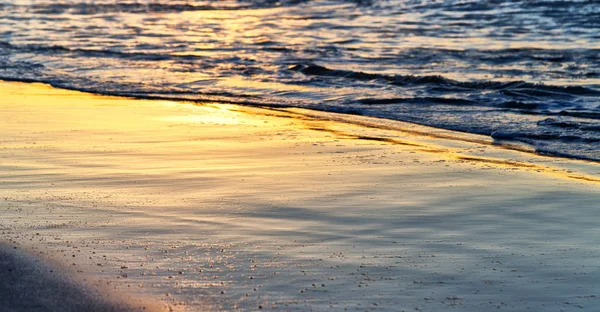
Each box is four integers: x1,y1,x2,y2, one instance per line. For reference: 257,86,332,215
1,0,599,160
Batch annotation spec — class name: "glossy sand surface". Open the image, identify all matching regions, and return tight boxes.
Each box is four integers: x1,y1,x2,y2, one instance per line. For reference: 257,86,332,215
1,81,600,311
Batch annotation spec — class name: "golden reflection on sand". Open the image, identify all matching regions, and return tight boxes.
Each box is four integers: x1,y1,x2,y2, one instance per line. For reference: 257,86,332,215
2,80,598,186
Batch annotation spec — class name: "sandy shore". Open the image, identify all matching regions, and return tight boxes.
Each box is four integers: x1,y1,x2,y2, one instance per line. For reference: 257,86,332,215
1,81,600,311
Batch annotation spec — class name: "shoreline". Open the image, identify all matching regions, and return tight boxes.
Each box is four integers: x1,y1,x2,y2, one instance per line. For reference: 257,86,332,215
2,80,600,311
3,76,599,165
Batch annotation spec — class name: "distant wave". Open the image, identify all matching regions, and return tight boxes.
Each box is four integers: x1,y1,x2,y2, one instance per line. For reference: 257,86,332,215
0,41,206,61
0,0,379,15
2,2,254,15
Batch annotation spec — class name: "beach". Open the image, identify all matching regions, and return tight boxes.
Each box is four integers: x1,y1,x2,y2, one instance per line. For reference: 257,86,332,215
1,81,600,311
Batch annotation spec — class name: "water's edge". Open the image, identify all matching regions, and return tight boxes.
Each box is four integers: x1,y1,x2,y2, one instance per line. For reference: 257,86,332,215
4,78,599,170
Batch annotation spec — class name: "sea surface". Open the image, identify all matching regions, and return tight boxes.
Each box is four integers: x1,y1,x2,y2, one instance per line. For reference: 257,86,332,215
1,0,599,160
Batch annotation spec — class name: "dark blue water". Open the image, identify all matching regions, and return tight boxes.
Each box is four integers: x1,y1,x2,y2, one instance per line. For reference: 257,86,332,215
1,0,599,160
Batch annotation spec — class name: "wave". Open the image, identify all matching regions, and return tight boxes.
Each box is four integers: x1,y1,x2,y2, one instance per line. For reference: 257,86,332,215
0,0,378,15
291,63,600,97
3,2,257,15
0,41,207,62
4,40,600,81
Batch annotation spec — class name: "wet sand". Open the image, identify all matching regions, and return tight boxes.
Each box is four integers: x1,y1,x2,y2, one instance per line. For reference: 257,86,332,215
1,81,600,311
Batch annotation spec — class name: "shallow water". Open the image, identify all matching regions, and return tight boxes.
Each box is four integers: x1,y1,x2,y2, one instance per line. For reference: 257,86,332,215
1,0,599,160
